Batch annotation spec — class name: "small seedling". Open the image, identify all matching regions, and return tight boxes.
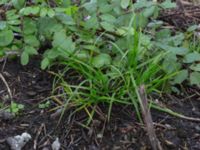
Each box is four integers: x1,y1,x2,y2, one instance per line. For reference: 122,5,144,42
6,102,24,114
39,101,50,109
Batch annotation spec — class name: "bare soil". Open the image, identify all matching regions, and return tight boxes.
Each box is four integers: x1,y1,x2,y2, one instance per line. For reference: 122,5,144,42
0,58,200,150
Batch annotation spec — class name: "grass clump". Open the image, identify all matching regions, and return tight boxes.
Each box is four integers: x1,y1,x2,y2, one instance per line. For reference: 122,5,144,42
51,26,174,123
1,0,200,123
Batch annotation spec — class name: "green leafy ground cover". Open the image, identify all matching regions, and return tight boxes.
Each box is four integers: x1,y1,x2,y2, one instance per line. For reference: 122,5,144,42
1,0,200,121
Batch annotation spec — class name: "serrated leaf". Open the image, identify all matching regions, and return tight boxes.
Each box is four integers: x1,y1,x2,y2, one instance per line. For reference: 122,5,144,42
7,19,21,25
134,0,154,9
100,14,116,23
12,0,25,9
47,49,59,59
160,0,176,9
24,46,38,55
190,64,200,72
143,6,156,17
0,21,7,30
99,4,112,13
92,53,111,68
0,30,14,46
9,26,21,32
120,0,130,9
56,14,75,25
162,53,181,73
84,15,99,30
41,58,50,70
83,0,97,13
52,30,75,55
183,52,200,63
21,51,29,65
23,18,37,34
47,8,55,17
24,35,40,47
156,43,188,55
173,69,188,84
20,6,40,15
100,21,115,32
40,7,48,17
187,25,198,32
190,72,200,85
75,50,90,61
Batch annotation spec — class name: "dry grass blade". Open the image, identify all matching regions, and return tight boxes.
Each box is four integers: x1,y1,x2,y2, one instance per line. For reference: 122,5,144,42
0,73,12,100
138,85,162,150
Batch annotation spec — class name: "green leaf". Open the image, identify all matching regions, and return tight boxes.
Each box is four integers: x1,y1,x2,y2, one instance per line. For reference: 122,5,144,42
162,53,181,73
100,14,116,23
45,49,59,59
190,72,200,85
155,29,171,39
7,20,21,25
92,53,111,68
56,14,75,25
143,6,156,18
47,8,55,17
100,21,115,32
75,50,90,61
39,101,50,109
160,0,176,9
21,51,29,65
0,21,7,30
18,104,24,109
12,0,25,9
187,25,198,32
190,64,200,72
156,43,188,55
24,46,38,55
99,4,112,13
20,6,40,15
84,15,99,30
41,58,50,70
40,7,48,17
38,17,63,39
83,0,97,13
120,0,130,9
23,18,37,34
183,52,200,63
52,30,75,55
9,26,21,33
0,30,14,46
134,0,154,9
173,69,188,84
24,35,40,47
0,0,9,5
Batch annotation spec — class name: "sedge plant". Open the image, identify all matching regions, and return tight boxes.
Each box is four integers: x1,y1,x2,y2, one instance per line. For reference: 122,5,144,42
50,14,176,125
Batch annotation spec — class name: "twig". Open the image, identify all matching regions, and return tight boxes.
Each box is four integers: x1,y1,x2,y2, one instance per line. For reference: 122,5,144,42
0,73,12,100
34,123,45,150
151,104,200,122
1,57,7,72
138,85,163,150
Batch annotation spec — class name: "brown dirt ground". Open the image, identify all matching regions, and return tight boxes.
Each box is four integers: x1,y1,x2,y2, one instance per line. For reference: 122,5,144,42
0,58,200,150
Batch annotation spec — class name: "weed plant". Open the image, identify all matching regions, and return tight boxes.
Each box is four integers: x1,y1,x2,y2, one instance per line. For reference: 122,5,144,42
1,0,200,123
52,23,174,123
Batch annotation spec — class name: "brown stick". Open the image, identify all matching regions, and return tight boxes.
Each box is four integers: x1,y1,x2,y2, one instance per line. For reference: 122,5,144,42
0,73,12,100
138,85,163,150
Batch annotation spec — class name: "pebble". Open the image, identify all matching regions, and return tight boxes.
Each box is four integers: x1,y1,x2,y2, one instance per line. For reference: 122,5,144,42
51,138,61,150
6,132,31,150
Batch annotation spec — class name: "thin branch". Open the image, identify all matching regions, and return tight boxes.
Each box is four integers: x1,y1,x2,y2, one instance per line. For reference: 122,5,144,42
138,85,163,150
0,73,12,100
